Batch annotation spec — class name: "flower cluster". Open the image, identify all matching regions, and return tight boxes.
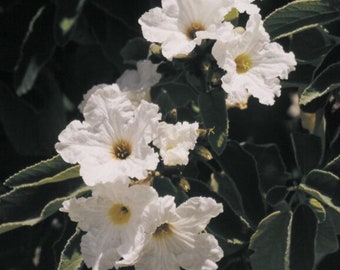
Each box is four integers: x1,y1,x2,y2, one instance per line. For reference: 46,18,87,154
56,60,223,269
61,182,223,270
139,0,296,107
56,0,298,269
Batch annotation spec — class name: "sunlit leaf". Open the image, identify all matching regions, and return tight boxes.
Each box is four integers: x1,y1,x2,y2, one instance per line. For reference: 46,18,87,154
323,154,340,176
300,169,340,212
249,211,292,270
0,178,89,234
314,207,339,259
300,62,340,106
4,155,78,188
264,0,340,40
57,229,84,270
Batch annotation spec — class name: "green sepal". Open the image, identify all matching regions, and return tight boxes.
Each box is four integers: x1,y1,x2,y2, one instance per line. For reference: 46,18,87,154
264,0,340,40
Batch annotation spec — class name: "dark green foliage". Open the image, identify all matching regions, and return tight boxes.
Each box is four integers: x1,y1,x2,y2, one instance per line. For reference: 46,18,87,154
1,0,340,269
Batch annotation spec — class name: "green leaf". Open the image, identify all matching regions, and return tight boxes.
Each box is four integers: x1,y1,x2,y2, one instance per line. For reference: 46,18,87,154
14,3,56,96
198,89,228,155
264,0,340,40
4,155,78,188
281,64,315,88
300,62,340,106
290,204,318,270
300,108,326,158
0,178,89,234
290,132,322,175
323,154,340,176
314,44,340,79
54,0,87,46
307,197,326,222
218,141,265,227
290,27,334,62
151,70,197,114
314,207,339,260
120,37,150,65
85,4,132,68
0,73,67,156
249,211,292,270
185,177,252,242
266,185,289,206
300,169,340,212
327,207,340,235
242,143,288,193
210,172,247,220
57,229,84,270
152,176,178,197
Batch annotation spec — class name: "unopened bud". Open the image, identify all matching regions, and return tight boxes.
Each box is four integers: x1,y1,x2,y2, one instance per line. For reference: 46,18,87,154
179,178,190,192
195,145,213,160
234,26,246,35
165,108,177,123
150,43,162,55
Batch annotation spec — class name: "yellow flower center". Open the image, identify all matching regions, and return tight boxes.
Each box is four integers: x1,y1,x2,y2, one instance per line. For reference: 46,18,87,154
111,139,132,160
108,203,131,225
186,22,205,40
235,53,252,74
153,223,174,239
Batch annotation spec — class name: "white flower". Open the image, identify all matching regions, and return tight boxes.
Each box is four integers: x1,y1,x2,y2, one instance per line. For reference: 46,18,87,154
212,14,297,106
55,86,161,185
153,121,199,166
117,60,161,107
60,182,159,270
138,0,230,60
119,196,223,270
77,84,119,113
